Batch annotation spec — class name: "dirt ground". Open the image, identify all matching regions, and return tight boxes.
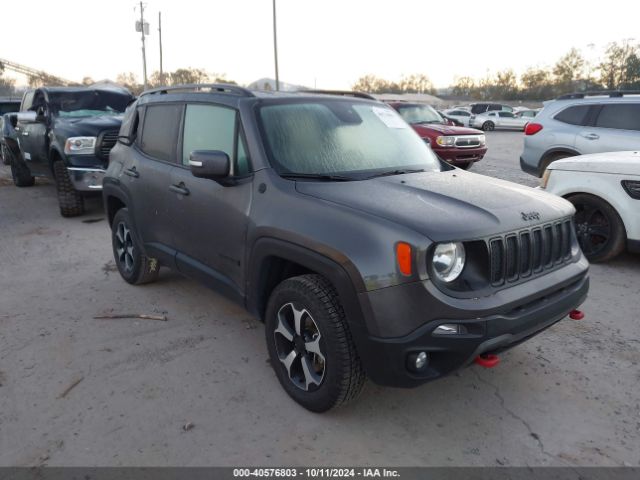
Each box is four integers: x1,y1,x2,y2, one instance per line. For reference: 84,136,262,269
0,132,639,466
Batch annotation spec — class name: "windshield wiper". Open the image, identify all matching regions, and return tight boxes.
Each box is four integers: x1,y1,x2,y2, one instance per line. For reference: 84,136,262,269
366,168,425,179
280,173,356,182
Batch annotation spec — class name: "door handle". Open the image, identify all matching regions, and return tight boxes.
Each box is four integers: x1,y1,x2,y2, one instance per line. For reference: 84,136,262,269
169,183,190,196
124,167,139,178
22,131,29,136
581,133,599,140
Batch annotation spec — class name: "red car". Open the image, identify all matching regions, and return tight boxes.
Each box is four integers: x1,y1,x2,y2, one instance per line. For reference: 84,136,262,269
389,102,487,169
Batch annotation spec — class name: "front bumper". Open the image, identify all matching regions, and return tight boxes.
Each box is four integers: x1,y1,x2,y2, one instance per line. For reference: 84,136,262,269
435,146,487,165
67,167,106,191
351,260,589,388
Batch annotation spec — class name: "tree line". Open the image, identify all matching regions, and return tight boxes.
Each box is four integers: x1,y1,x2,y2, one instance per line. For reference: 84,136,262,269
352,40,640,101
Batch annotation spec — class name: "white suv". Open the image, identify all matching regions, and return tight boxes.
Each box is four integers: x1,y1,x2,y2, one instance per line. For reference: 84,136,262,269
520,91,640,177
541,150,640,262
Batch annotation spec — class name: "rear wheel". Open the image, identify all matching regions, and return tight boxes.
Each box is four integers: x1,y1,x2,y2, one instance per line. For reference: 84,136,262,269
9,150,35,187
265,274,365,412
482,121,495,131
111,208,160,285
53,161,84,217
569,193,626,262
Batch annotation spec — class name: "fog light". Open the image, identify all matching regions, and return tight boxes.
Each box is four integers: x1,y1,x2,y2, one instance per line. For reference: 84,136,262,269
433,323,468,336
407,351,428,372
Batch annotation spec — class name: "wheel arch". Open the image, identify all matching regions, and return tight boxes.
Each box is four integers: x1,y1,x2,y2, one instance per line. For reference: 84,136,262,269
540,148,580,172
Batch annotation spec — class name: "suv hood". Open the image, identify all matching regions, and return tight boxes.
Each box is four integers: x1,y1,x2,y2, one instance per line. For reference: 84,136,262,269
53,115,123,136
548,151,640,176
411,123,483,137
295,170,574,242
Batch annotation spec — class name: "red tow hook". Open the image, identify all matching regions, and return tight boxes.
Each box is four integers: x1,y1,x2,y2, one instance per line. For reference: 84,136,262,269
475,354,500,368
569,309,585,320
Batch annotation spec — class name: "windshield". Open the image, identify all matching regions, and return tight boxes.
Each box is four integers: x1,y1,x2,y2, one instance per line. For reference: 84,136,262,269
259,100,442,176
395,104,444,125
49,90,132,117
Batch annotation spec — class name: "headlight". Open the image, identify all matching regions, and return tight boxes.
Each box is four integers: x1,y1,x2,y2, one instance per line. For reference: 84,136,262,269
540,169,551,189
436,136,456,147
64,136,96,155
478,135,486,146
432,242,465,282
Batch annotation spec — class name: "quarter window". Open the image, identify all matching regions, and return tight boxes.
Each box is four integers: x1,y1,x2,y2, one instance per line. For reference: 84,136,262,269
554,105,590,126
594,104,640,131
139,104,182,162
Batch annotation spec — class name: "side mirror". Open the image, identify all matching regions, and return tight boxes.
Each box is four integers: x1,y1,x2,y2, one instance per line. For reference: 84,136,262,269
16,111,37,123
189,150,230,180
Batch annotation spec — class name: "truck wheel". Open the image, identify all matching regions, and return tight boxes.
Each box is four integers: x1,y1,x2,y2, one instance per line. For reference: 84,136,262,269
482,121,495,131
265,274,365,412
9,151,35,187
53,161,84,217
111,208,160,285
1,144,10,165
568,193,626,262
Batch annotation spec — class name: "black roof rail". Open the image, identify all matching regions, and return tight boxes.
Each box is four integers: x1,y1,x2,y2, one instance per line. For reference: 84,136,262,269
301,89,376,100
140,83,254,98
556,90,640,100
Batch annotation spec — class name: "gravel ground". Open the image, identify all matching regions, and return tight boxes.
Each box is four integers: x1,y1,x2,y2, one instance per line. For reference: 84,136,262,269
0,132,638,467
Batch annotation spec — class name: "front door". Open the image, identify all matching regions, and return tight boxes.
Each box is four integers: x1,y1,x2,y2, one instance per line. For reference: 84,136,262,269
168,103,253,296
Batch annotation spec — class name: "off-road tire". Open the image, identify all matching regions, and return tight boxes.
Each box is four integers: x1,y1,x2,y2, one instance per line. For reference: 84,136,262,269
265,274,366,412
568,193,626,262
111,208,160,285
482,121,495,131
9,150,35,187
53,161,84,217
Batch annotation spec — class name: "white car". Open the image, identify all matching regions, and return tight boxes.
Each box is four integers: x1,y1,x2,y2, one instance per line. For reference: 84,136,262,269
469,111,530,131
443,108,472,126
541,151,640,262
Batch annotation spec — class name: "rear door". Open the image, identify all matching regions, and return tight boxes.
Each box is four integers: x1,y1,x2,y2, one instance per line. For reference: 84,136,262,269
127,102,183,267
168,102,253,296
498,111,519,128
576,103,640,154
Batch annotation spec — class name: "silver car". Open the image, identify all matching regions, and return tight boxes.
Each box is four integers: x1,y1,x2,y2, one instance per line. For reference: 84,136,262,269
520,92,640,177
443,108,472,126
469,111,530,131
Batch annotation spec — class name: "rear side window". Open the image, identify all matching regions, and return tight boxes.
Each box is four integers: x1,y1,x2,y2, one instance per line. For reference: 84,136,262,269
498,112,514,118
471,104,488,114
595,104,640,131
139,104,182,162
554,105,590,126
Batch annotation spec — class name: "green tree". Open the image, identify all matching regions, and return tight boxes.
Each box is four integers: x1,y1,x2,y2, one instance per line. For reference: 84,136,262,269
553,48,585,92
599,40,640,89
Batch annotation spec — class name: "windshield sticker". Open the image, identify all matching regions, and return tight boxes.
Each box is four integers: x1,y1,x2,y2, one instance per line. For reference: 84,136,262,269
372,107,408,129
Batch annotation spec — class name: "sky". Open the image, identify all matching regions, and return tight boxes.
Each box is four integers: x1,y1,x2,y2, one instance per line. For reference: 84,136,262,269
1,0,638,89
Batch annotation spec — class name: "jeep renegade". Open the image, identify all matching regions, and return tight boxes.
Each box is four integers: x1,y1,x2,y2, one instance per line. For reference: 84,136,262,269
103,84,589,412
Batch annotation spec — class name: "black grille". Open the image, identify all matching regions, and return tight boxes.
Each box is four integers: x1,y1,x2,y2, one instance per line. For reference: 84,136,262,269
489,219,573,286
97,130,119,159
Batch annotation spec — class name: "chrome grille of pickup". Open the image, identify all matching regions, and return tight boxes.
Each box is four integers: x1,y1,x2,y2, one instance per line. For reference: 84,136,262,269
454,136,482,148
489,219,573,286
97,130,119,159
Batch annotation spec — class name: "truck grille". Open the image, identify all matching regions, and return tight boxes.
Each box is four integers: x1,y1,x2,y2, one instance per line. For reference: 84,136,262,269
454,136,482,148
489,219,573,286
97,130,119,159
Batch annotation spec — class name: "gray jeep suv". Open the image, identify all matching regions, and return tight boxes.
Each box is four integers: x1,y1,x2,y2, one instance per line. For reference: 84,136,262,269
521,91,640,177
103,84,589,412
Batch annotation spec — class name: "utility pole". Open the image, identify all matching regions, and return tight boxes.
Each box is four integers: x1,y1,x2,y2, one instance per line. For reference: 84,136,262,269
158,11,164,85
272,0,279,91
138,1,148,90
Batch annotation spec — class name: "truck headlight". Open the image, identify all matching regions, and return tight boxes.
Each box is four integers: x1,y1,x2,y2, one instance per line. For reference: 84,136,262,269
478,134,486,146
432,242,465,282
64,136,96,155
436,136,456,147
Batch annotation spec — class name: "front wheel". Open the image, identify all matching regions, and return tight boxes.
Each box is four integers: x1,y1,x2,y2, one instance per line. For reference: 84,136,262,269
111,208,160,285
265,274,365,412
53,161,84,217
482,121,495,131
569,193,626,262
